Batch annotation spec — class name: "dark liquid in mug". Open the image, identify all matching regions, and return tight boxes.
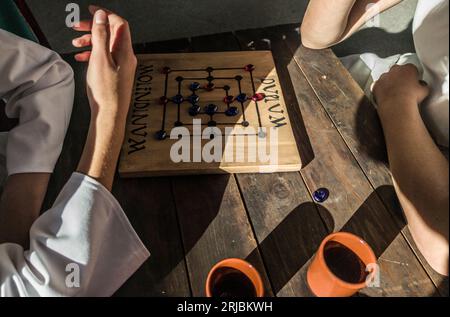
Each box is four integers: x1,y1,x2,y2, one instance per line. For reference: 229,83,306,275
210,267,257,298
324,241,369,284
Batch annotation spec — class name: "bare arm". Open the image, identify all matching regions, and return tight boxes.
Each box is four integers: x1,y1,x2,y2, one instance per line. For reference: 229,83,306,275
74,6,137,190
374,65,449,276
301,0,403,49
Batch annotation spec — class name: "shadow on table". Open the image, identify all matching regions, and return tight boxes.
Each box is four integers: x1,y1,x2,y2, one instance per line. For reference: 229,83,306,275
246,185,408,296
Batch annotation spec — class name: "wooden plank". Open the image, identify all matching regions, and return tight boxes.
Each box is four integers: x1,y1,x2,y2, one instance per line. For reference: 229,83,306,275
233,28,328,297
170,32,274,297
119,51,302,177
45,52,191,297
266,24,438,296
284,25,448,296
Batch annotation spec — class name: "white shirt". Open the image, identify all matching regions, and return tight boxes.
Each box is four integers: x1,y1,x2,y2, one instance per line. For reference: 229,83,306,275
341,0,449,149
0,30,150,296
413,0,449,148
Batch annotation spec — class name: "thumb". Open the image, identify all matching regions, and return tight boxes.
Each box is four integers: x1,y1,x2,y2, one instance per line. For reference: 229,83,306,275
91,10,110,58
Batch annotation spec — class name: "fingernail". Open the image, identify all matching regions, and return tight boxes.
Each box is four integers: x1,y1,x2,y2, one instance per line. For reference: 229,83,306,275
95,9,107,25
419,80,428,86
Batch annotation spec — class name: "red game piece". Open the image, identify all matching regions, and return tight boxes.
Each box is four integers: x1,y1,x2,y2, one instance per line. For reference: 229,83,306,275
223,96,235,104
252,93,266,102
161,67,171,74
159,96,169,105
244,64,255,72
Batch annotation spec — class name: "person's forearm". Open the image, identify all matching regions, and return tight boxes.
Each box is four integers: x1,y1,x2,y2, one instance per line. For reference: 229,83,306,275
301,0,402,49
301,0,356,48
379,99,449,216
379,97,449,255
0,173,50,247
77,111,126,191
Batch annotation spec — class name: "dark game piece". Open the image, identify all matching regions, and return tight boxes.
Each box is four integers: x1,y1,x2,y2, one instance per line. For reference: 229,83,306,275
206,76,215,82
223,85,231,91
242,121,250,127
159,96,169,105
161,66,171,74
313,188,330,203
190,82,201,91
205,83,215,91
223,96,235,104
205,104,219,115
176,76,184,82
252,93,266,102
225,107,239,117
208,121,217,127
189,105,201,116
235,75,243,81
156,130,167,140
174,121,183,127
188,94,200,104
172,94,184,104
236,93,248,103
244,64,255,72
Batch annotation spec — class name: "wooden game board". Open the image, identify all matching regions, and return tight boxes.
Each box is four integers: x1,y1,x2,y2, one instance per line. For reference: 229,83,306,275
119,51,302,177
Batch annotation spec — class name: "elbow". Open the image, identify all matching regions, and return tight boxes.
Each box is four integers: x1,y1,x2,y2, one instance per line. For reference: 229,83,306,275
300,24,334,50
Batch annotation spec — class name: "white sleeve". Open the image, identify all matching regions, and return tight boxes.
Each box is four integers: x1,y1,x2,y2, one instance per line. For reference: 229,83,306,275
0,172,150,297
0,29,74,175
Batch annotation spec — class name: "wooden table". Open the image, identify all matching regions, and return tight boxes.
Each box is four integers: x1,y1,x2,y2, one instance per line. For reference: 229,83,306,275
42,24,448,297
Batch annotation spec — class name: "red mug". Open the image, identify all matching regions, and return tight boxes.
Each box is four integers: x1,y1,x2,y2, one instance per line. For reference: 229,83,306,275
206,258,264,297
307,232,377,297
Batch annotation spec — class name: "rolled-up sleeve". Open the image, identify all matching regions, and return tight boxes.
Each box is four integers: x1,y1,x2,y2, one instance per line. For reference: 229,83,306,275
0,29,74,175
0,172,150,297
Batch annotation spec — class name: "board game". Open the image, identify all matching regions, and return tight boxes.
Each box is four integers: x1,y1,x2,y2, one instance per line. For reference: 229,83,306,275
119,51,302,177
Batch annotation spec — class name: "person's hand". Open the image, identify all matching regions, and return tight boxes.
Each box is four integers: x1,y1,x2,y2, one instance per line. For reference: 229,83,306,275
372,64,430,117
72,5,137,123
72,6,137,190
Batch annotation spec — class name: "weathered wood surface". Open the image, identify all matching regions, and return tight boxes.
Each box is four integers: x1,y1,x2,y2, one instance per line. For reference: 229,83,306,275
1,24,444,297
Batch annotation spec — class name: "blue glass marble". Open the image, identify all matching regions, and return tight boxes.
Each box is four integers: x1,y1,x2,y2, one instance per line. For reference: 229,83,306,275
190,82,201,91
236,93,248,103
189,105,201,116
225,107,239,117
172,94,184,104
313,188,330,203
205,104,218,115
156,130,167,140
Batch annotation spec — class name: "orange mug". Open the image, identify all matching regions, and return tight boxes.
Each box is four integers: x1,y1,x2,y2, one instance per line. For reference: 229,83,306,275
206,258,264,297
307,232,377,297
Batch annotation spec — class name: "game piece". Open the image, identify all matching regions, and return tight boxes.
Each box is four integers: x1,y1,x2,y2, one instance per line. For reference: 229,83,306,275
236,93,248,103
313,188,330,203
156,130,167,140
224,96,235,104
225,107,239,117
159,96,169,105
205,104,219,115
189,105,201,116
244,64,255,72
188,94,200,104
120,51,303,177
161,66,171,74
190,82,201,91
252,93,266,102
172,94,184,104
